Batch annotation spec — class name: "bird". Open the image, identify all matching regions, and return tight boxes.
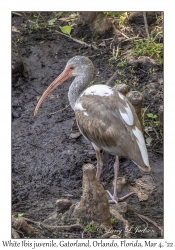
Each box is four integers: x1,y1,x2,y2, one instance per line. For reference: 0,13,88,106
34,56,151,204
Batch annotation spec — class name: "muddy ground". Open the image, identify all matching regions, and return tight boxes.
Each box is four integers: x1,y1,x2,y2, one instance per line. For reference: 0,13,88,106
12,12,163,239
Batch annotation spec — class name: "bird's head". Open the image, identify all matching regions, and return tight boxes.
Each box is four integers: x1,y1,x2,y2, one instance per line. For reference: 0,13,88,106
34,56,94,116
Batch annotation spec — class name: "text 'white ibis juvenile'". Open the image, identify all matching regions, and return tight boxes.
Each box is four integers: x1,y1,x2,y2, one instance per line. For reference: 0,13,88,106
34,56,151,203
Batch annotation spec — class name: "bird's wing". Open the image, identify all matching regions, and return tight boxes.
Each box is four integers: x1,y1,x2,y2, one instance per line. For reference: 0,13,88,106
74,88,149,170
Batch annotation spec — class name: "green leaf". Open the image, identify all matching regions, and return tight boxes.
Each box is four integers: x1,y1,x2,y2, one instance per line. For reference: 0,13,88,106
18,213,24,217
152,115,157,119
60,25,72,35
147,113,153,118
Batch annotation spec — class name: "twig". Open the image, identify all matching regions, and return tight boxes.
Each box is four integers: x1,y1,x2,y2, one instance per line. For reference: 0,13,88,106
12,200,32,207
103,37,114,41
23,217,83,230
143,12,150,39
152,140,160,149
135,213,163,236
137,215,149,231
55,30,97,50
112,24,129,39
88,53,102,58
115,45,120,58
106,72,118,86
12,12,22,17
50,104,70,115
81,228,86,238
138,68,147,73
149,122,160,140
152,149,163,154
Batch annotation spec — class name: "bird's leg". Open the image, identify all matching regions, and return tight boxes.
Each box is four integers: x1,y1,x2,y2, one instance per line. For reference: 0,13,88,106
107,156,119,203
107,156,134,204
95,150,103,181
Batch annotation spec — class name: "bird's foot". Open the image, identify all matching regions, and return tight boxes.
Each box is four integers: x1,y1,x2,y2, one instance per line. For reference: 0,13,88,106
106,190,135,204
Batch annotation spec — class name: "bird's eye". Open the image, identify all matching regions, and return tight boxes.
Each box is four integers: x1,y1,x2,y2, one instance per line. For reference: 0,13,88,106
70,66,75,70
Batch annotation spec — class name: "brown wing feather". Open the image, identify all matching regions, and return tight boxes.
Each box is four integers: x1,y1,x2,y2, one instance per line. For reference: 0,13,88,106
75,90,146,168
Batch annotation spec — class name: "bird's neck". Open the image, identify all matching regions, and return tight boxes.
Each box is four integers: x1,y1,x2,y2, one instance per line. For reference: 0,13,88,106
68,74,91,110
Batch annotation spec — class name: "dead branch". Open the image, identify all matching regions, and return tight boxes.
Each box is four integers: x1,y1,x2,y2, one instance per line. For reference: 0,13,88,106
112,23,129,39
12,12,22,17
106,71,118,86
55,30,97,50
143,12,150,39
149,122,160,140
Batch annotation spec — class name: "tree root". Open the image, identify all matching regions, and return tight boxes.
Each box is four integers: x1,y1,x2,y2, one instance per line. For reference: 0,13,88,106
22,217,83,230
12,228,20,238
135,212,163,236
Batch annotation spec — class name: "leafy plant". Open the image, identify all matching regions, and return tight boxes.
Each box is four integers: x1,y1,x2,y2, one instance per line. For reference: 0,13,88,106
131,39,163,67
18,213,24,217
129,67,135,73
147,113,160,127
50,12,63,19
115,79,123,84
142,108,160,130
109,56,118,61
76,218,81,223
148,88,154,93
117,70,125,76
110,217,116,224
117,12,129,26
117,60,127,68
60,25,72,35
86,223,96,233
105,12,129,27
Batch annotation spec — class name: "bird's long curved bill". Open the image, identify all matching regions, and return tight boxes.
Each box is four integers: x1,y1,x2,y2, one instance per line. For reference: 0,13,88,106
34,67,72,116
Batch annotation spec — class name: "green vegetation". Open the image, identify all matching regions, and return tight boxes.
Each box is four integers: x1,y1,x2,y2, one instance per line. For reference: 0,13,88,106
115,79,123,84
146,113,160,127
76,218,81,224
110,217,116,224
131,39,163,67
117,70,125,76
142,108,160,130
117,60,127,68
86,223,97,233
18,213,24,217
60,25,72,35
20,12,78,33
104,12,129,27
129,67,135,73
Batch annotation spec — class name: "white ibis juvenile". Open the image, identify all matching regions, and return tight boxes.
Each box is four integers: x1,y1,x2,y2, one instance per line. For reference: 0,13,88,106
34,56,151,203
